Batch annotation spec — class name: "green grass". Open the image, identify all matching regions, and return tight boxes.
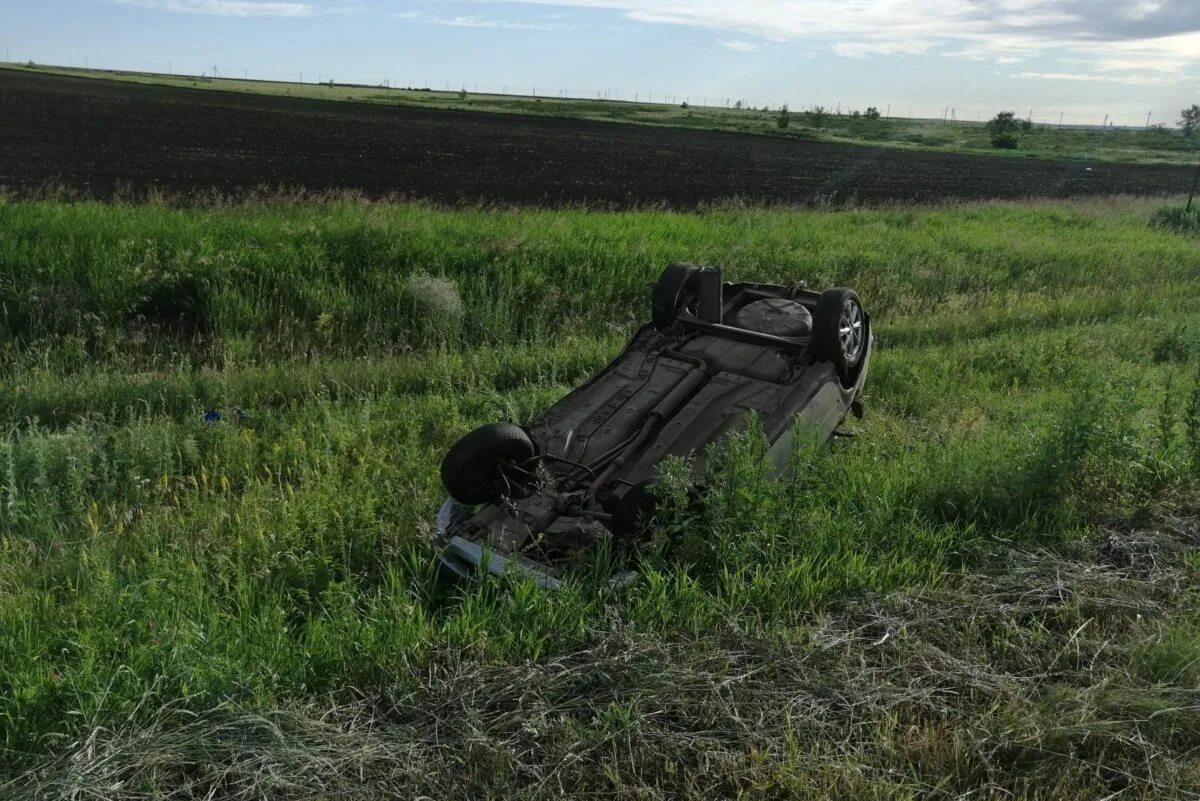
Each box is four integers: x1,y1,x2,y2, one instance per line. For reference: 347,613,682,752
8,62,1200,165
1,194,1199,798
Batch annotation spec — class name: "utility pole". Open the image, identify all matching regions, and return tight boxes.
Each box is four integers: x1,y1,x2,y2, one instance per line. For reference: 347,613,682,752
1146,110,1153,129
1059,112,1064,126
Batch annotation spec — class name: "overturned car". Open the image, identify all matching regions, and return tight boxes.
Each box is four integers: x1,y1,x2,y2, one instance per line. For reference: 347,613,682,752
436,264,872,587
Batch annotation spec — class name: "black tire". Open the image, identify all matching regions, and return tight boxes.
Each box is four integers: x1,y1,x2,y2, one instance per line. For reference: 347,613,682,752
651,263,702,329
440,423,537,505
812,288,867,386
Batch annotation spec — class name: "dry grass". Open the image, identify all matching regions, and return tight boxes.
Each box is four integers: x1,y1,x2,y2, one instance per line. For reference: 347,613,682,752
11,511,1197,801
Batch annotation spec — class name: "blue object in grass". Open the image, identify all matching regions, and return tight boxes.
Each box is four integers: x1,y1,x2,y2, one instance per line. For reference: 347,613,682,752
203,409,222,424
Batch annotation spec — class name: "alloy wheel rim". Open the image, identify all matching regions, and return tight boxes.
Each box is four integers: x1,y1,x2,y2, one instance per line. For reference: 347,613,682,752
839,299,864,363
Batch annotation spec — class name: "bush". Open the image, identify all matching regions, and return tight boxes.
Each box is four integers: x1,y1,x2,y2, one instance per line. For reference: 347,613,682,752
864,106,881,120
1151,206,1200,235
776,104,790,129
1180,104,1200,138
807,105,829,129
986,111,1022,149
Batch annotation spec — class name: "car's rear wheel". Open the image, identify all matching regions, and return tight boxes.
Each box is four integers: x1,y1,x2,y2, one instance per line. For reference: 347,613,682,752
813,287,866,386
440,423,536,505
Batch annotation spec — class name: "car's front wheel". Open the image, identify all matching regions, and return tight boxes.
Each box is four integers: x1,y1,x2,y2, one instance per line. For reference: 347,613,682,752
440,422,536,505
812,287,867,386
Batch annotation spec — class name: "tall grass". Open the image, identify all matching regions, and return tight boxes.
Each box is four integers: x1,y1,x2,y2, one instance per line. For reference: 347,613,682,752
1,195,1198,797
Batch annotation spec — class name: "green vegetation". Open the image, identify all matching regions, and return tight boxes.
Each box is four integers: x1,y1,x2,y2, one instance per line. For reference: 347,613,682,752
1,195,1199,798
1152,204,1200,235
6,62,1200,165
987,110,1023,149
1181,104,1200,138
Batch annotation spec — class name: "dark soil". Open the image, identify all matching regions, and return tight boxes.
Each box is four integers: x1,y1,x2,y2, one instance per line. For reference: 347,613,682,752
1,69,1194,207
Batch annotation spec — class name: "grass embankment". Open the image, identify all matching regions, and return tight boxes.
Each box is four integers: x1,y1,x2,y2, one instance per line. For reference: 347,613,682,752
1,196,1199,798
7,63,1200,165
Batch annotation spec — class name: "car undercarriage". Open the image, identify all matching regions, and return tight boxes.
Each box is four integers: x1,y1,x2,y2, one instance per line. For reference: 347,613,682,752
437,263,872,587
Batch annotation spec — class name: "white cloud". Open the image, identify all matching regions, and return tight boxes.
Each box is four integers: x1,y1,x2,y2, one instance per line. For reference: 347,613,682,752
394,11,570,30
833,40,934,58
488,0,1200,78
718,39,759,52
1013,70,1179,85
115,0,315,15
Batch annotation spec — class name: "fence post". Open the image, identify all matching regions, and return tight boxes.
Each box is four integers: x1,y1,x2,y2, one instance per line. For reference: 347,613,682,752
1187,157,1200,213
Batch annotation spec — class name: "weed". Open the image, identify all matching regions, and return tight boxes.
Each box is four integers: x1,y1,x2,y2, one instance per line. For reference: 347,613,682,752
1151,205,1200,235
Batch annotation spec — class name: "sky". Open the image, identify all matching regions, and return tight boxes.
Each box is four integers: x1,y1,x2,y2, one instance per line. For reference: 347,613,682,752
4,0,1198,125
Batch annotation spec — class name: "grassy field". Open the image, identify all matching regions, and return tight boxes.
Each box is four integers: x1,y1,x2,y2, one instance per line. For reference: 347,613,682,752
7,62,1200,166
1,194,1199,798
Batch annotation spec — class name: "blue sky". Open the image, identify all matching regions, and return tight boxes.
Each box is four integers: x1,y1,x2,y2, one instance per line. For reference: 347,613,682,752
5,0,1198,125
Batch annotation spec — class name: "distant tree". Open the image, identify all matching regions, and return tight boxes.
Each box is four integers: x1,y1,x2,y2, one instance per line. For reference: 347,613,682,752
458,88,468,100
1180,105,1200,137
864,106,882,120
777,104,790,129
680,100,689,109
808,105,829,129
735,100,744,110
987,111,1021,149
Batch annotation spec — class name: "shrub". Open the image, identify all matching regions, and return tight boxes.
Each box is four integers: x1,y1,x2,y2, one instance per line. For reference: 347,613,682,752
864,106,881,120
807,105,829,129
1180,104,1200,138
1150,206,1200,235
776,104,790,129
986,111,1022,149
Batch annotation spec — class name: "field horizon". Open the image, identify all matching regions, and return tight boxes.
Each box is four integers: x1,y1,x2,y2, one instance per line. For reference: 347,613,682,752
6,61,1200,167
2,68,1199,211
